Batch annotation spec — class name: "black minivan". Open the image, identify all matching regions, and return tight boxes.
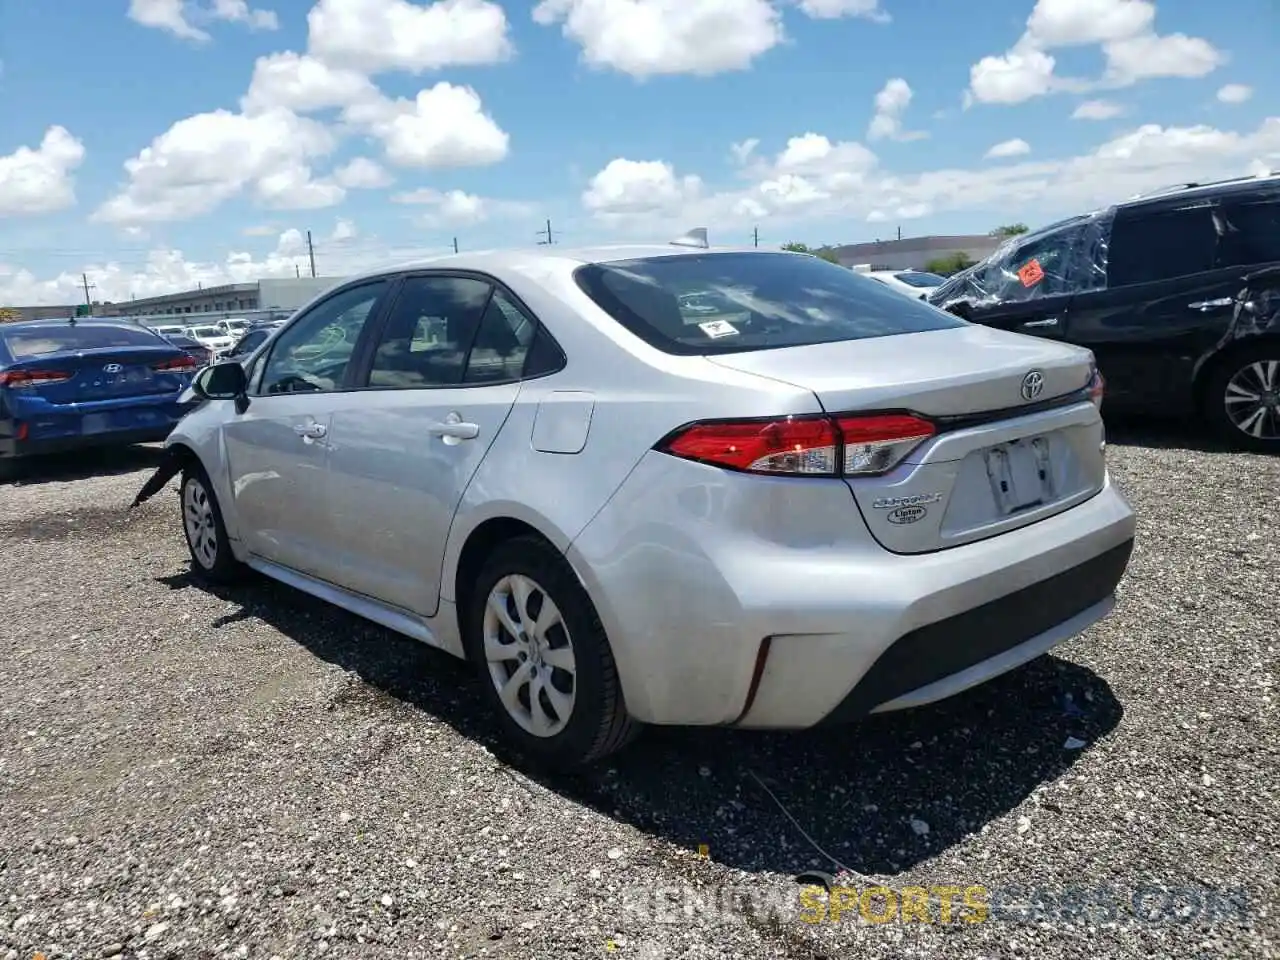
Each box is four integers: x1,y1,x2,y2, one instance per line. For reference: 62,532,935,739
928,174,1280,451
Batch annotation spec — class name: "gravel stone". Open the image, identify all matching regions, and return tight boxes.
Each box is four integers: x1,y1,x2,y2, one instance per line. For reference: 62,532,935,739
0,431,1276,959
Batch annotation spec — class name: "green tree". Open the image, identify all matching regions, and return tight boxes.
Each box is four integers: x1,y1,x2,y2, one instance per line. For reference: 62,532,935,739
0,307,20,323
782,242,840,264
925,252,978,276
990,223,1029,238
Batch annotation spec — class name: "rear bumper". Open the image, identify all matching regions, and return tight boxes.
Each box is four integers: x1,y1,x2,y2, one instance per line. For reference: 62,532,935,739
567,451,1136,728
0,396,188,459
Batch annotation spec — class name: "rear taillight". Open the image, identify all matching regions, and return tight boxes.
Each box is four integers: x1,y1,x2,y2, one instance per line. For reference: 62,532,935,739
658,412,935,478
1087,365,1105,409
151,355,198,372
0,369,73,388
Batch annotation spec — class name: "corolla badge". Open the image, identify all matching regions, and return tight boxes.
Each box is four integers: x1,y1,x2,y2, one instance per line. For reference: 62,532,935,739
103,363,123,373
1020,369,1045,401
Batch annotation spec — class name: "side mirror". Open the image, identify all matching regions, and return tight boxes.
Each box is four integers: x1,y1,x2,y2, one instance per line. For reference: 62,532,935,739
192,360,248,401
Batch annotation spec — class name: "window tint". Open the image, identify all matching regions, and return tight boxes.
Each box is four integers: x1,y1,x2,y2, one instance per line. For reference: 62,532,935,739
1106,205,1217,287
574,252,964,356
523,324,566,378
367,276,492,388
1217,196,1280,268
230,330,268,356
2,323,163,358
894,271,945,288
464,290,536,384
259,280,388,395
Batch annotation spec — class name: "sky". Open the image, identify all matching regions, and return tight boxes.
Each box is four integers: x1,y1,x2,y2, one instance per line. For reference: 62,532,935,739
0,0,1277,305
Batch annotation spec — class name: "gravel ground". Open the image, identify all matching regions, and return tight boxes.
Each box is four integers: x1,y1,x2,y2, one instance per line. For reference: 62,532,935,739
0,426,1276,960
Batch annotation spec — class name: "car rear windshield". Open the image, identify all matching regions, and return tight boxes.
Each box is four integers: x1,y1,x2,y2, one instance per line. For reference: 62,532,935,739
574,252,964,355
893,271,944,288
2,324,162,359
190,327,222,338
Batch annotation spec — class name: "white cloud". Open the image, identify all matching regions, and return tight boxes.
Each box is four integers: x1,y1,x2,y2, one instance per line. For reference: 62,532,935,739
986,138,1032,159
242,52,381,115
93,109,338,224
867,78,926,142
209,0,279,29
128,0,209,41
333,157,394,189
345,83,509,169
730,138,760,164
307,0,513,74
533,0,784,78
793,0,888,22
1072,99,1125,120
582,158,703,218
128,0,279,40
967,0,1222,106
254,164,346,209
392,187,537,226
579,116,1280,236
0,126,87,217
1217,83,1253,105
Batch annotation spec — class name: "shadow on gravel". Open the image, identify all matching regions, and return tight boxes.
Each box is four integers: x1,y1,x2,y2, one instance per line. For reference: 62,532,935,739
1,444,167,486
1103,414,1257,454
160,569,1123,878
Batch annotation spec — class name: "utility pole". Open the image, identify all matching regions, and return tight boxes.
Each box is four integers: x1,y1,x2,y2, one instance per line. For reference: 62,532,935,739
452,237,459,254
306,230,317,277
81,273,95,307
753,226,759,248
536,219,554,245
897,225,902,241
295,264,300,278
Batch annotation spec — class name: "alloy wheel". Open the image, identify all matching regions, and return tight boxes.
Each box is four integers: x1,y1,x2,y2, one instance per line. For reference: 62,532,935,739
1223,359,1280,441
182,477,219,569
482,573,578,738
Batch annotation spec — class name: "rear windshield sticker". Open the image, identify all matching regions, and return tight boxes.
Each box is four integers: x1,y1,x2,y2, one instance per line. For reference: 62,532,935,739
1018,259,1045,288
698,320,740,339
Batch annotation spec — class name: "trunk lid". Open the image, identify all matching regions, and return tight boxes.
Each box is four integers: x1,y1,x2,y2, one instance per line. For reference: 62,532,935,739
2,346,194,404
705,326,1106,553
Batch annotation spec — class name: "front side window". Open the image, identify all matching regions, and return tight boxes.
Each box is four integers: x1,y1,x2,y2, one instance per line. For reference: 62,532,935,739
574,252,965,356
1106,204,1217,287
258,280,389,395
367,276,492,388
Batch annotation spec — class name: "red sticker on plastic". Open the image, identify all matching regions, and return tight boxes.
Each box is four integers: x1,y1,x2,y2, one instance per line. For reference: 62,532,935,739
1018,259,1045,287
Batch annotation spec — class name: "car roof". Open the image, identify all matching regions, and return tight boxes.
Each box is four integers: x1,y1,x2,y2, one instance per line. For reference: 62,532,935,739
1115,172,1280,213
0,317,157,332
332,243,790,287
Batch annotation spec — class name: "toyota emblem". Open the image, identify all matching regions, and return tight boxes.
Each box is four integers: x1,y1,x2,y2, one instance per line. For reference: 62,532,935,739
103,363,123,374
1020,370,1045,401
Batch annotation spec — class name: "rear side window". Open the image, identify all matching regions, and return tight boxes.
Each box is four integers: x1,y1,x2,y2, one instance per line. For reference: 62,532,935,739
574,252,964,356
894,271,944,288
1106,205,1217,286
367,276,493,388
2,324,162,359
1217,196,1280,268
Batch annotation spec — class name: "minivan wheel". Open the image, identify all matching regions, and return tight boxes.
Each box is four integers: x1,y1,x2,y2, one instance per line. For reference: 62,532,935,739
465,535,638,769
1204,348,1280,452
180,466,244,584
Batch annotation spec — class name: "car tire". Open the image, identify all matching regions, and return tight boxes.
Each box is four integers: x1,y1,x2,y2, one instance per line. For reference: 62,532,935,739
1202,346,1280,452
179,464,245,584
0,458,19,483
464,535,639,770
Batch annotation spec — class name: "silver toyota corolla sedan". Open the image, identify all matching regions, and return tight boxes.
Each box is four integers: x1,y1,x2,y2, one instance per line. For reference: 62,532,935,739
136,239,1136,769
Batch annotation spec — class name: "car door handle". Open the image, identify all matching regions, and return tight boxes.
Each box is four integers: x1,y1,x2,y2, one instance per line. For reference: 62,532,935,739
1021,317,1060,328
293,423,327,439
1187,298,1233,311
428,421,480,440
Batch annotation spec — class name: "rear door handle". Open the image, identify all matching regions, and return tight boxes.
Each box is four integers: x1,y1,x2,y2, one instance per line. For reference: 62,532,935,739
293,422,327,439
1021,317,1060,328
428,421,480,440
1188,297,1233,311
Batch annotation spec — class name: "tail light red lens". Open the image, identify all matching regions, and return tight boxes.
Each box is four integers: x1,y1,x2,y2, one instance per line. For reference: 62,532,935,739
1087,364,1105,409
151,355,198,372
659,413,936,478
0,369,73,388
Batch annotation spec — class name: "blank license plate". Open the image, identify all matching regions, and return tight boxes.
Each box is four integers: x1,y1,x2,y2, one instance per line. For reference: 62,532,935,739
985,438,1053,515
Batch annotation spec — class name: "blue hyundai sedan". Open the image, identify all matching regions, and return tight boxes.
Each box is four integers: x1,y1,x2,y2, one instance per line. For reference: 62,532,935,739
0,319,199,479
